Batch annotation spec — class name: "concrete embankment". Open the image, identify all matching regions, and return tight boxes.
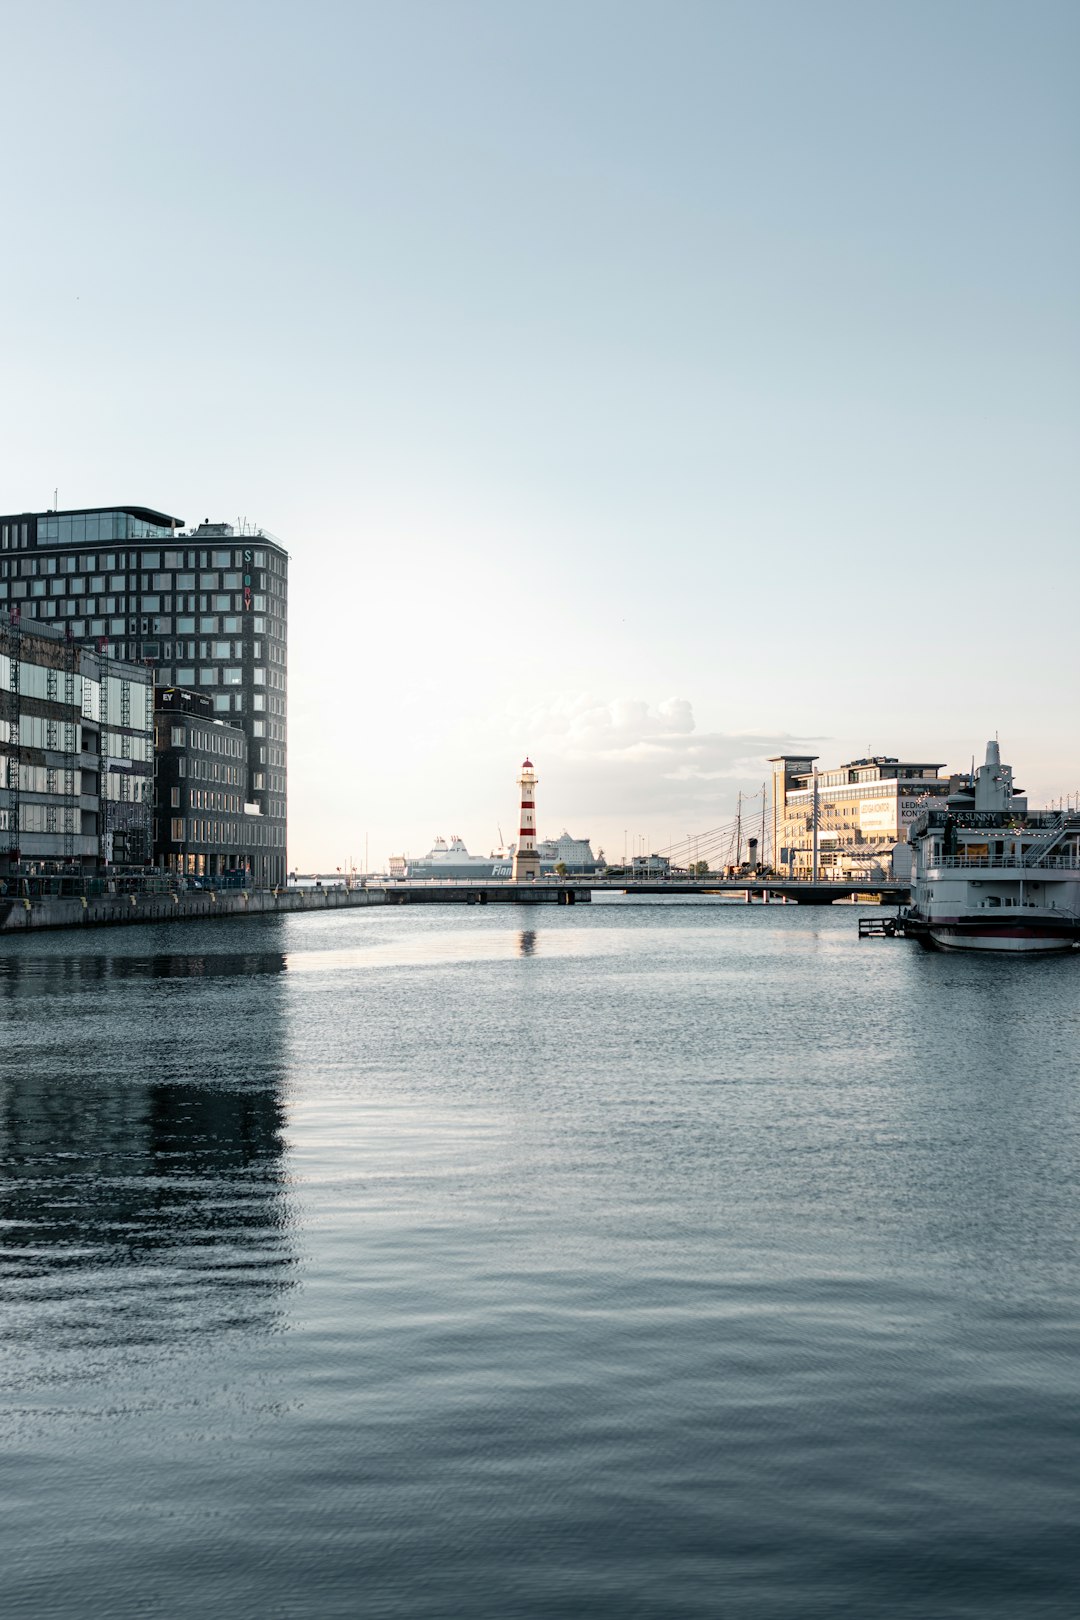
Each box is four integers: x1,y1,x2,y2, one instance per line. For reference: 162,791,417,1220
0,886,386,933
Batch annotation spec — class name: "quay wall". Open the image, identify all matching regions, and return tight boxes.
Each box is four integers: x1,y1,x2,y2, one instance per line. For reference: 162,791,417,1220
0,886,385,934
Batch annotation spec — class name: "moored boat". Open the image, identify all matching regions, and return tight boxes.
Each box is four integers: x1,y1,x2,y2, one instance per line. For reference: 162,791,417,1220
903,742,1080,954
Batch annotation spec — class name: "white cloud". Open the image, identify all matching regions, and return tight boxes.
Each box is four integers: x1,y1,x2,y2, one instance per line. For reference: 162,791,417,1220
501,692,820,831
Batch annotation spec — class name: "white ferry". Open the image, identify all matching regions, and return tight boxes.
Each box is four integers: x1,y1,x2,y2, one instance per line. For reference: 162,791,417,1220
390,837,515,882
903,741,1080,953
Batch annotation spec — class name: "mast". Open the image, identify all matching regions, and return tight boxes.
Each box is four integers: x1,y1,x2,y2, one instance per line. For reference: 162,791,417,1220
812,766,820,882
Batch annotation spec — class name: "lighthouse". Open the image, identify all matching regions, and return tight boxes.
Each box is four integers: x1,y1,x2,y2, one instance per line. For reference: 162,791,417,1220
511,757,541,882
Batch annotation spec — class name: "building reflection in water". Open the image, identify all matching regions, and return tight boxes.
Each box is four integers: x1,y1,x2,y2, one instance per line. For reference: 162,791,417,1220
518,930,537,957
0,947,296,1349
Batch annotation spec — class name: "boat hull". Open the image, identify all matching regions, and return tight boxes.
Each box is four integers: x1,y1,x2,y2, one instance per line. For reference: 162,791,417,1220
919,915,1078,954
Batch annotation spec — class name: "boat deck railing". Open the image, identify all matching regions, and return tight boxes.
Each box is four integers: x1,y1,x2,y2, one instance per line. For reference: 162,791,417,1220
926,855,1080,871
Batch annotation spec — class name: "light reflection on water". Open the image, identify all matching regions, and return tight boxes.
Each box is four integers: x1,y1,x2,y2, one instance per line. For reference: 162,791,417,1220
1,905,1079,1619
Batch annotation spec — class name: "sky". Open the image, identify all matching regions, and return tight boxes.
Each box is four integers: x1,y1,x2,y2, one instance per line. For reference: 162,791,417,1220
1,0,1077,868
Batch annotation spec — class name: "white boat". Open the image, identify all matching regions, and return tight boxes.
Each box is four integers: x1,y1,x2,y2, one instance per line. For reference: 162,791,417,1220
395,836,515,882
903,741,1080,953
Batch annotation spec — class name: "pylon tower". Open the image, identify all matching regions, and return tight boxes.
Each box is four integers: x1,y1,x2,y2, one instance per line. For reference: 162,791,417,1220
511,757,541,881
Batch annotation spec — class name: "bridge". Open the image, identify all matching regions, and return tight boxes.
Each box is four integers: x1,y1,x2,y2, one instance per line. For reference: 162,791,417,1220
369,877,910,906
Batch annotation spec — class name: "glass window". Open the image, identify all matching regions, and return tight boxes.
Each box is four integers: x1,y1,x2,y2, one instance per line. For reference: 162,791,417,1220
200,572,219,589
176,573,195,589
141,552,161,571
31,581,45,596
176,616,196,633
214,694,232,712
213,641,230,658
200,616,217,632
176,668,195,685
222,572,241,588
253,594,266,611
212,551,233,567
142,595,161,613
223,667,242,686
200,668,219,686
212,594,231,611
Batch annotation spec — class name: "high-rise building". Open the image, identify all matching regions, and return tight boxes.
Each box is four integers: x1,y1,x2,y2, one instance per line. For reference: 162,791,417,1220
0,506,288,885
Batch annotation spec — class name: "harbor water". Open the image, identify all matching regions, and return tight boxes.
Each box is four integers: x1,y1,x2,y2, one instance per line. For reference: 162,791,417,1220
1,900,1078,1618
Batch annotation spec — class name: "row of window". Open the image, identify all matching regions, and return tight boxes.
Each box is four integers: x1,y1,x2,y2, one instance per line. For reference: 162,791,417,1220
176,788,245,814
0,582,272,615
162,724,244,758
0,803,82,832
103,772,152,803
36,513,176,545
170,817,285,847
0,715,81,752
1,763,80,796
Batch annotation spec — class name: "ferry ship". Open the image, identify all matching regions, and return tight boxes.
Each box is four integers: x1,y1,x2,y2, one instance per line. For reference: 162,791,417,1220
903,741,1080,953
389,837,515,882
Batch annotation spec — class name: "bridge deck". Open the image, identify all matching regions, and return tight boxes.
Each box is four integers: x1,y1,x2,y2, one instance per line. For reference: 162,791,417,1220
371,878,909,905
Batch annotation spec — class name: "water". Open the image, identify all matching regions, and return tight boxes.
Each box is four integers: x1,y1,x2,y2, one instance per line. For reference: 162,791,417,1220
1,900,1078,1618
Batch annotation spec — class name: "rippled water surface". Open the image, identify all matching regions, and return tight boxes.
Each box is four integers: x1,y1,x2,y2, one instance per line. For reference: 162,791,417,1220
2,900,1079,1618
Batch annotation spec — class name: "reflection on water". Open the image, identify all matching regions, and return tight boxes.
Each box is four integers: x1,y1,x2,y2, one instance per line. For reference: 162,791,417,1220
0,943,294,1349
2,909,1080,1620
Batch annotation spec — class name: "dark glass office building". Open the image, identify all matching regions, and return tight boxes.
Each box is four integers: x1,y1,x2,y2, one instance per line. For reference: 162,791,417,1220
0,506,288,886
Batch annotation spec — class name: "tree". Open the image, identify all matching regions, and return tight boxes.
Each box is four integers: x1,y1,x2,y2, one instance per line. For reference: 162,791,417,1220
693,860,710,876
554,861,568,876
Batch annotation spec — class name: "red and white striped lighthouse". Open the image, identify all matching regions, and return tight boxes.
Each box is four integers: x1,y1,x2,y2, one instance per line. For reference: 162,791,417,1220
511,757,541,882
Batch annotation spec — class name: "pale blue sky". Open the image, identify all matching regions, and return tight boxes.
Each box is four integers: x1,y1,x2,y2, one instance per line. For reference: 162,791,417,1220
1,1,1077,865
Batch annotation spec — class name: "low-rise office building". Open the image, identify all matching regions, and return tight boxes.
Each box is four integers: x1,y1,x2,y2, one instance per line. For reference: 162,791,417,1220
153,687,274,884
770,753,959,878
0,611,154,870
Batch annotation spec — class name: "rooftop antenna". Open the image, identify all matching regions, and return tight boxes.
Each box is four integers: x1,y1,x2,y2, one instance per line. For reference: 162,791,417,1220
53,486,58,510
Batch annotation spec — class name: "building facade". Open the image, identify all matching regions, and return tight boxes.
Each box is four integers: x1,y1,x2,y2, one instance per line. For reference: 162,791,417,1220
770,754,958,878
0,506,288,883
0,611,153,870
154,687,274,884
